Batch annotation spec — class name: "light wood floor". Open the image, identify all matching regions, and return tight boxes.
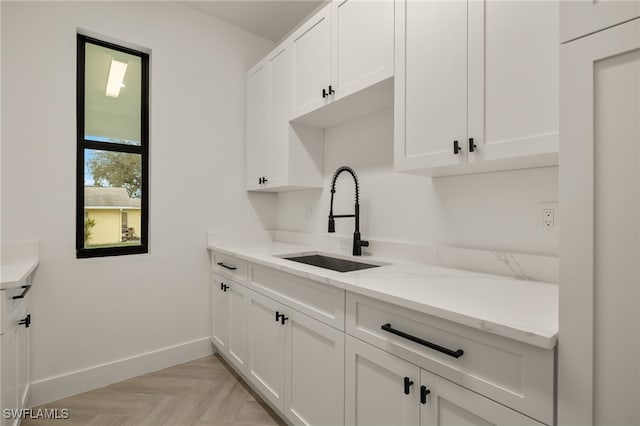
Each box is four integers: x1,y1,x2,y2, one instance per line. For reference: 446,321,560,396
23,354,286,426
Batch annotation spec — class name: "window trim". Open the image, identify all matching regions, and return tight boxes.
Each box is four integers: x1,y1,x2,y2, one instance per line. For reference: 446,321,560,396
76,34,149,258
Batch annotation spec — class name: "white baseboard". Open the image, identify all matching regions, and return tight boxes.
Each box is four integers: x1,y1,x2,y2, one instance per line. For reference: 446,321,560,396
29,337,214,407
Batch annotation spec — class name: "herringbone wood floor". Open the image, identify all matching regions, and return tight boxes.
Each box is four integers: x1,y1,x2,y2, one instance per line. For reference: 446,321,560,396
23,354,286,426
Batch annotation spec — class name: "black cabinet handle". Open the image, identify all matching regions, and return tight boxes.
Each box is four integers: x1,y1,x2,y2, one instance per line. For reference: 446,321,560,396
223,284,229,292
453,140,461,155
217,262,237,271
19,314,31,328
328,85,335,95
322,88,328,98
420,385,431,404
404,377,414,395
275,311,288,325
12,285,31,300
258,177,269,184
381,323,464,359
258,177,262,184
469,138,477,153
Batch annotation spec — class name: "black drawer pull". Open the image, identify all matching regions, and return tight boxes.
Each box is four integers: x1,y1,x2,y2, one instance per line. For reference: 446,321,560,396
381,323,464,359
12,285,31,300
403,376,414,395
420,385,431,404
217,262,237,271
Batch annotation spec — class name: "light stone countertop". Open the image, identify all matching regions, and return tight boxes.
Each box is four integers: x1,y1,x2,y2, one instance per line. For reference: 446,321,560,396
1,260,39,290
208,240,558,350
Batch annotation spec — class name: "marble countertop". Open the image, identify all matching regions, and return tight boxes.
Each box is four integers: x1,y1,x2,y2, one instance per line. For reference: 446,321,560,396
1,259,39,290
208,240,558,350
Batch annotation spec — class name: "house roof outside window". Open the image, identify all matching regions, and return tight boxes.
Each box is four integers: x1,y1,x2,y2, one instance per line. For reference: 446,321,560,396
84,186,141,209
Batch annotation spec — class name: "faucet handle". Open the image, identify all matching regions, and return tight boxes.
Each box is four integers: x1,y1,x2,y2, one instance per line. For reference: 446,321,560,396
360,240,369,248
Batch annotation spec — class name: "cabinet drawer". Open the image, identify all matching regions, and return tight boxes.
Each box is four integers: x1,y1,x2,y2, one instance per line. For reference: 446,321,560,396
249,264,345,330
211,251,247,284
346,293,554,425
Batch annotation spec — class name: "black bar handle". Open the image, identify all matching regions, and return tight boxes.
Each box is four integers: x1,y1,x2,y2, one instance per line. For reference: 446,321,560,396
328,85,335,95
469,137,477,153
12,285,31,300
420,386,431,404
453,140,461,155
19,314,31,328
381,323,464,359
220,282,224,291
280,315,289,325
404,377,414,395
276,311,283,322
217,262,237,271
223,284,229,292
322,88,328,98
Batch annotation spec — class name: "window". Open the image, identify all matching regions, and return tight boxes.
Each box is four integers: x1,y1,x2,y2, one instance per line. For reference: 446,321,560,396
77,35,149,258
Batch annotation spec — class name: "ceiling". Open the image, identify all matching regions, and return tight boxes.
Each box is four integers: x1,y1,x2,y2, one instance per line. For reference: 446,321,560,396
183,1,328,42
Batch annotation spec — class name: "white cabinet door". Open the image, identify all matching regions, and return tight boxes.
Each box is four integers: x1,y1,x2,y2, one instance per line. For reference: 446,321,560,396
394,0,468,171
419,369,543,426
559,19,640,426
246,62,269,190
560,0,640,43
284,309,345,426
467,0,559,164
1,328,18,426
211,274,229,354
331,0,394,101
345,336,420,426
266,44,291,189
227,282,247,373
290,7,332,119
16,313,30,412
247,289,286,410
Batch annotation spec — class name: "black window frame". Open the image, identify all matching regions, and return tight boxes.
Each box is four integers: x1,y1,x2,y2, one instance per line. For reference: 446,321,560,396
76,34,149,258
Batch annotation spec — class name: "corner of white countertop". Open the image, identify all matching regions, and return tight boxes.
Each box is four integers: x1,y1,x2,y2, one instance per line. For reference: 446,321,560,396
1,241,40,289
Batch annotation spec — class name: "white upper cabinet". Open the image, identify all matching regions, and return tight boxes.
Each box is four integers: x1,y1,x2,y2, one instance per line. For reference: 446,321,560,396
467,0,559,166
290,7,333,119
246,44,324,192
560,0,640,42
289,0,395,127
266,44,293,189
394,0,468,171
395,0,559,177
331,0,394,101
246,63,268,190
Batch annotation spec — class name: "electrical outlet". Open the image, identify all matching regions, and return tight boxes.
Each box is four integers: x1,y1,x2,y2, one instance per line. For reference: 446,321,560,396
543,208,554,230
538,202,558,232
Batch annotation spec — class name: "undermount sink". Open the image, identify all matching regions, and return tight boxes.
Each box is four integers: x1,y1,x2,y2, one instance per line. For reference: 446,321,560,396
283,254,381,273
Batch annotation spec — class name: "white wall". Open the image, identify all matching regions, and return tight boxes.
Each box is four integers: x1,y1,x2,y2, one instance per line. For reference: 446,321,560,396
1,1,275,402
277,108,559,256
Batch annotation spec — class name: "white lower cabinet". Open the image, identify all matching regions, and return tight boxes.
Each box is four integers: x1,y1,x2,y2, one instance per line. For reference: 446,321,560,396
1,286,31,426
346,336,544,426
211,273,248,373
210,256,554,426
246,288,345,425
345,335,420,426
419,369,543,426
246,289,287,407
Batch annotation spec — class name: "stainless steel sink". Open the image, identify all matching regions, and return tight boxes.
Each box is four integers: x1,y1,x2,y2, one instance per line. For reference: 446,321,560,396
283,254,380,273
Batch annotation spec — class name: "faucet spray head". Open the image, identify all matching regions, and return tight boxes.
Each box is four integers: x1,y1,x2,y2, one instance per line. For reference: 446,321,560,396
328,216,335,233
